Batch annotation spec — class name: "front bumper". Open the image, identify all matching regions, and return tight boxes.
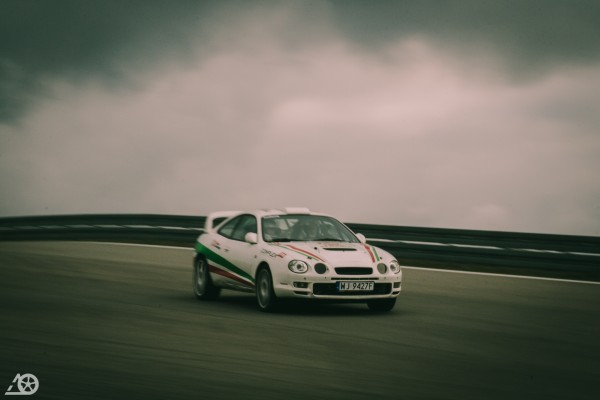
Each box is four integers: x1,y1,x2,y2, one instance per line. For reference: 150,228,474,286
273,273,402,300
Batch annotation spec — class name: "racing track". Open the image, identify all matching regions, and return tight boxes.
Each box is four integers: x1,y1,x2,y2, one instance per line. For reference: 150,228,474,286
1,242,598,400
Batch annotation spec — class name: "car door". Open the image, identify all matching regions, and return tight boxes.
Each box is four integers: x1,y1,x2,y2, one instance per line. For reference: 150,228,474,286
213,214,258,290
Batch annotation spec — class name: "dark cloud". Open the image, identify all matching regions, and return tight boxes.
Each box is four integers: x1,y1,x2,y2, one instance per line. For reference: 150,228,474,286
327,0,600,68
2,1,600,122
0,0,217,122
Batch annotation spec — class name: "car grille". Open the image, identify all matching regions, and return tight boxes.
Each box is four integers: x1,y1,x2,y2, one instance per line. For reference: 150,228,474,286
313,283,392,296
335,267,373,275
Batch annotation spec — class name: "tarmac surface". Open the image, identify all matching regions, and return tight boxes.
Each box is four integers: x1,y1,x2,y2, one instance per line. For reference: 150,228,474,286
1,241,598,399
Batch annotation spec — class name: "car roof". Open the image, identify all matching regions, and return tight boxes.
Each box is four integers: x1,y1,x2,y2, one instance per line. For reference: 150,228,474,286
255,207,329,218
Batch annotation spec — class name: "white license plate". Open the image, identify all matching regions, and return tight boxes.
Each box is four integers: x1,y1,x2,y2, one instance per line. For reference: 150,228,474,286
337,281,374,292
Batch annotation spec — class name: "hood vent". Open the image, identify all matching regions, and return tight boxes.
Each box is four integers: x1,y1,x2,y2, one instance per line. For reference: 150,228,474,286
323,248,357,252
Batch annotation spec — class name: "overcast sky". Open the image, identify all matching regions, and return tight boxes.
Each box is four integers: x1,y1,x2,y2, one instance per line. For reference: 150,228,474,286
1,1,599,235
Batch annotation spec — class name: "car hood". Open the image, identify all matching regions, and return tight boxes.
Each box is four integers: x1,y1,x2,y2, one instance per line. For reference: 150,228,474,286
274,241,378,266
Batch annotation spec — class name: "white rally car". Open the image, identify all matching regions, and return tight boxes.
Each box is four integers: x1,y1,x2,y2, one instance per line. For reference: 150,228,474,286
193,208,402,312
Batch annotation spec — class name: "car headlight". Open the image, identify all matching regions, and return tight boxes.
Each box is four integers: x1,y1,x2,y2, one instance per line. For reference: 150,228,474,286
389,260,401,274
288,260,309,274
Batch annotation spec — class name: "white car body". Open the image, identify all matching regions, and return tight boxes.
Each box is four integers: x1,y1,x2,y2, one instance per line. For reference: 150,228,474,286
193,208,402,312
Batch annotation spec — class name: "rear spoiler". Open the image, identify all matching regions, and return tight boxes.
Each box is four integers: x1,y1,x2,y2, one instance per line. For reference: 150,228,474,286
204,211,241,232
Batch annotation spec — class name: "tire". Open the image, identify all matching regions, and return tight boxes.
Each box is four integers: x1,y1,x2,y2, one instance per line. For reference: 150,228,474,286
256,267,279,312
366,298,396,312
193,257,221,300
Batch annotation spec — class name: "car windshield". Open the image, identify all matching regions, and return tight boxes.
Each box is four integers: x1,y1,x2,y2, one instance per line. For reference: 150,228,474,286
261,214,359,243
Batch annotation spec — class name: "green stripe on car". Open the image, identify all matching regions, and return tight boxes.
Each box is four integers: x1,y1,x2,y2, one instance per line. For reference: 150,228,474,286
195,242,255,284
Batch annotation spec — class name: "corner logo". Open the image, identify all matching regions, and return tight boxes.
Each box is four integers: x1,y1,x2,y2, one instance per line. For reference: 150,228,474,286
4,374,39,396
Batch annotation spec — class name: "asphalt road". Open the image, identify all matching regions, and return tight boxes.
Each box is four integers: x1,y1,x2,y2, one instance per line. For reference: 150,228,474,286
1,241,599,400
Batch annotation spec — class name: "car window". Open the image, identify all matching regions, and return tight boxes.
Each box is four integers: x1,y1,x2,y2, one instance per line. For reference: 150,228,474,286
218,216,242,239
211,217,229,229
230,215,257,241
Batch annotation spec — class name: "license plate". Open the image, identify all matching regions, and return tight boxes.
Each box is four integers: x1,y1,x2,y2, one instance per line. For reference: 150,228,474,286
337,281,374,292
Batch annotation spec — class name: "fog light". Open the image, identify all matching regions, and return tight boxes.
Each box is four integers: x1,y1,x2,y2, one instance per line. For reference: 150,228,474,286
293,282,309,288
377,263,387,274
314,263,327,274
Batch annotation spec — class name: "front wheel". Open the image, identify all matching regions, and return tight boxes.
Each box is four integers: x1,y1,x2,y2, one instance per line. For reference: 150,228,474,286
193,257,221,300
366,298,396,312
256,267,279,312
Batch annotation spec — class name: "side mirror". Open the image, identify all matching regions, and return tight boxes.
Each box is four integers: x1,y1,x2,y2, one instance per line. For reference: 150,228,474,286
355,233,367,243
245,232,258,244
